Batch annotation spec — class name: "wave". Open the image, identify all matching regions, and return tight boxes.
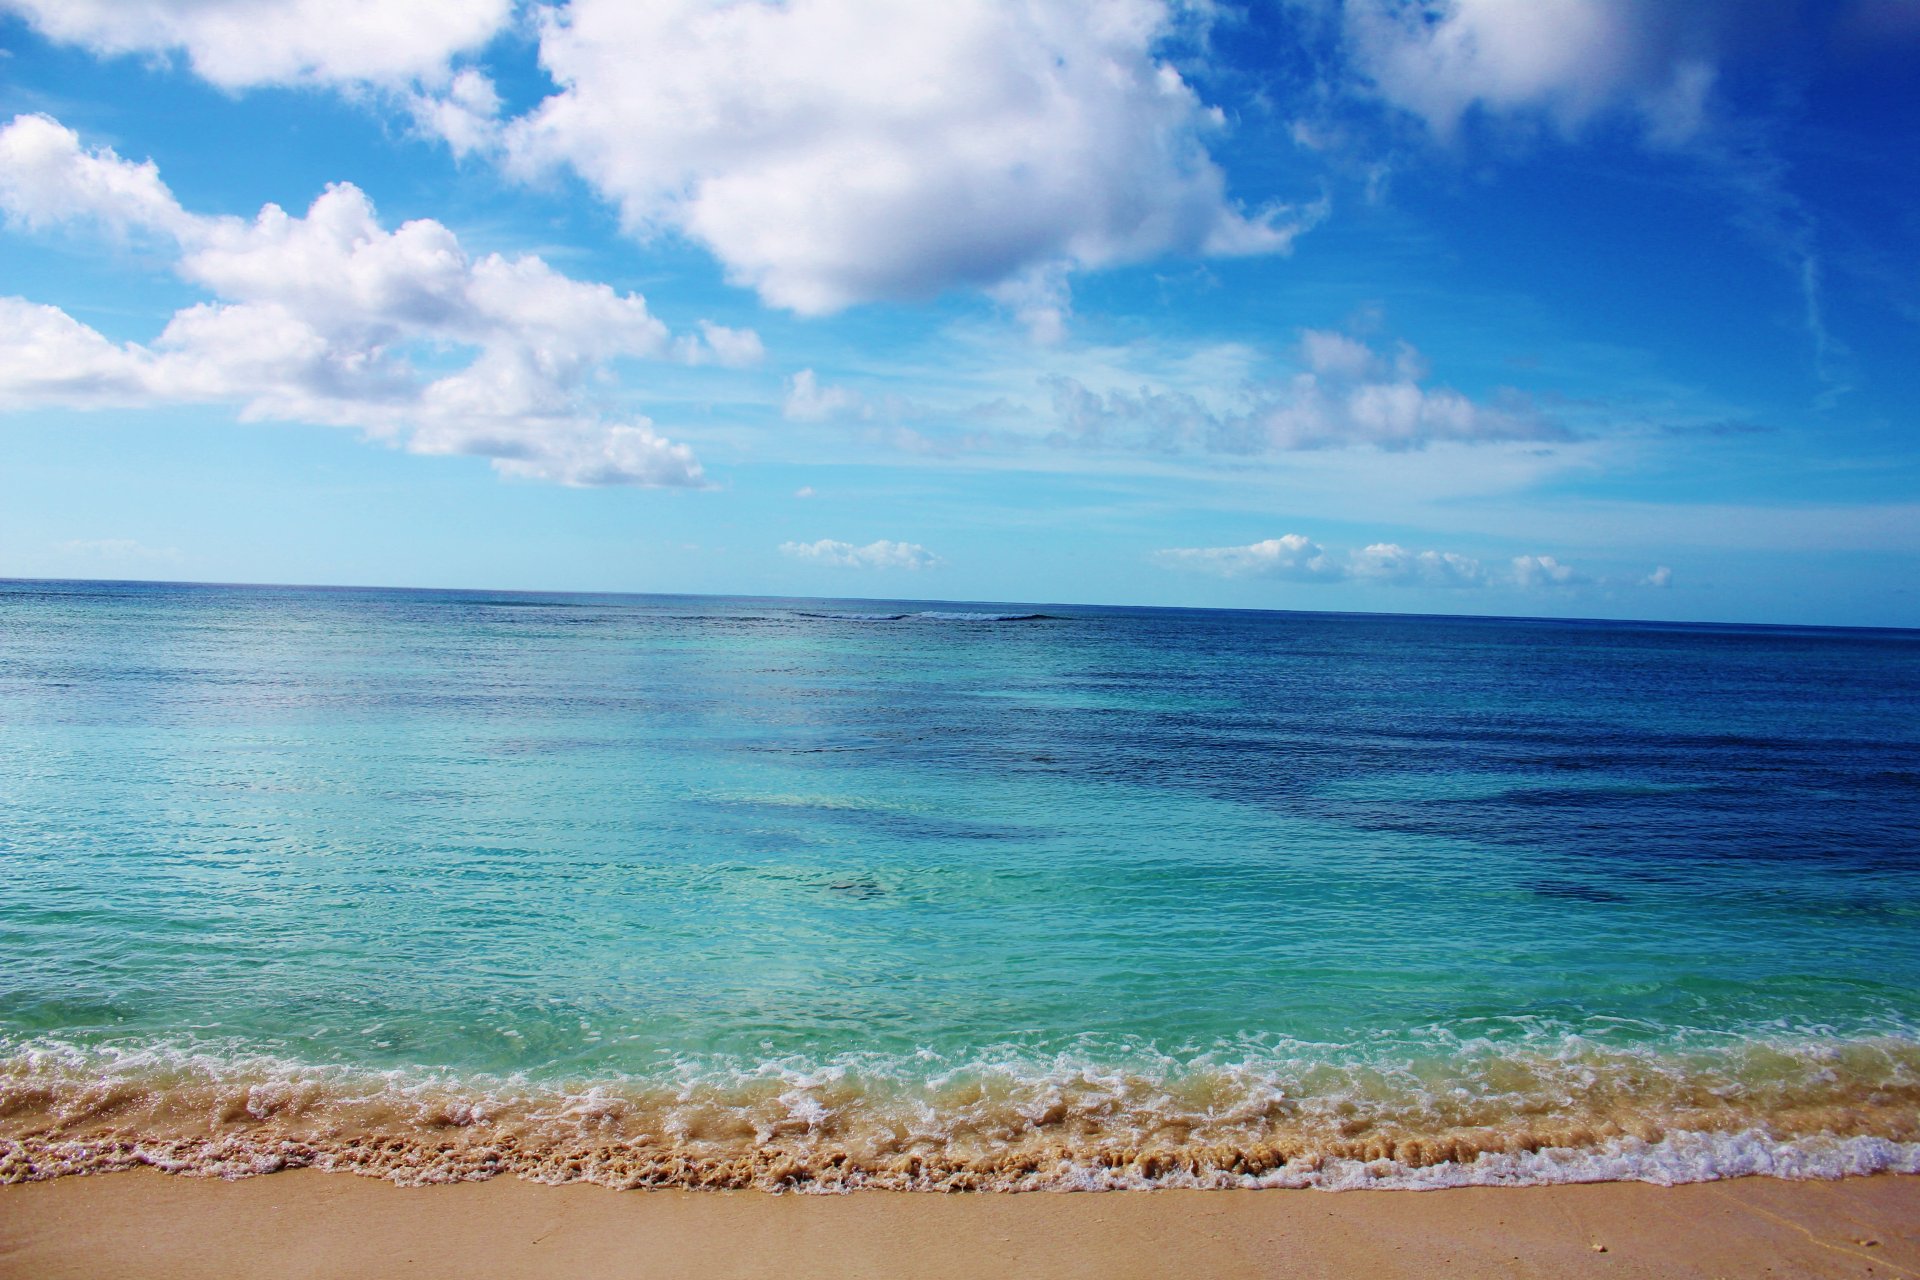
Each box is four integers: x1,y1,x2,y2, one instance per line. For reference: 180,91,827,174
796,611,911,621
795,611,1058,623
4,1032,1917,1191
915,611,1056,622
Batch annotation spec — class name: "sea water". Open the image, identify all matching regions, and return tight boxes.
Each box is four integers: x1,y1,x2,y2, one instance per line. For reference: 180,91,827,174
2,579,1917,1189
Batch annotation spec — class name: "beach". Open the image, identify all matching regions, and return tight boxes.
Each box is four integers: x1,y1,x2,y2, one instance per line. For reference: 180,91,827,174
3,1169,1915,1279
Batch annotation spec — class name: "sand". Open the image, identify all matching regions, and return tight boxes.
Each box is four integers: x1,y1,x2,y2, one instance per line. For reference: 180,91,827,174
1,1171,1915,1279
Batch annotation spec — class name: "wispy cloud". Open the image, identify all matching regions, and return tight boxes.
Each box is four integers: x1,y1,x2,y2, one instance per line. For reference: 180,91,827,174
55,536,180,562
1155,532,1665,591
779,538,941,570
1046,329,1560,455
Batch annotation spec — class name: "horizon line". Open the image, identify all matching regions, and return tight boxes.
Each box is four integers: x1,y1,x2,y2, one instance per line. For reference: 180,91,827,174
5,574,1916,637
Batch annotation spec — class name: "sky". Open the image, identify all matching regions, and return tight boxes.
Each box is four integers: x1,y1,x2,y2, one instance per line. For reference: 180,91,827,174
0,0,1916,625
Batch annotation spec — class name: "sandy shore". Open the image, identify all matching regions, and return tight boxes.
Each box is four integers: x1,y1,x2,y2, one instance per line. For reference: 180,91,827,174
0,1171,1914,1279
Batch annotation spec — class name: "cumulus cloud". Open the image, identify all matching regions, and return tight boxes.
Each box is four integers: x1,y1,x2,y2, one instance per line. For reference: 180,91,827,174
1047,328,1558,454
0,112,195,238
1345,0,1719,144
0,1,514,159
1152,534,1347,581
1510,553,1588,588
1155,534,1631,590
0,297,156,407
780,538,941,570
0,114,735,487
1349,541,1488,587
0,0,510,89
506,0,1305,315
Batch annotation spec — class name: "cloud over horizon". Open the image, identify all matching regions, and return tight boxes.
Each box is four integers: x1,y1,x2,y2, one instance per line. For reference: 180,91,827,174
780,538,942,570
1155,533,1664,591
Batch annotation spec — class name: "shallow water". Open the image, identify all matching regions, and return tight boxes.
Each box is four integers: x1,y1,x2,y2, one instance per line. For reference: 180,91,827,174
2,580,1917,1188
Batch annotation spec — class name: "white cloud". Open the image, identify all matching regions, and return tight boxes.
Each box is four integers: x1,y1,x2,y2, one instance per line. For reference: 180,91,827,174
1644,565,1673,588
406,67,504,158
507,0,1304,314
1298,328,1379,379
1,2,514,160
674,321,766,369
990,263,1074,346
0,297,157,408
0,113,729,487
1047,328,1557,454
1510,553,1588,588
1156,534,1622,590
0,0,511,89
780,538,941,570
0,112,194,238
783,369,867,423
1152,533,1346,581
1349,541,1488,587
1346,0,1718,144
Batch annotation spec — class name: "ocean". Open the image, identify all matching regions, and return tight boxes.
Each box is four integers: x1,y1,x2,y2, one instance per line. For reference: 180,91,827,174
2,578,1917,1190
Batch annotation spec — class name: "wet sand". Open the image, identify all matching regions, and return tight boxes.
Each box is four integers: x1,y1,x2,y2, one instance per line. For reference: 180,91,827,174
1,1170,1915,1279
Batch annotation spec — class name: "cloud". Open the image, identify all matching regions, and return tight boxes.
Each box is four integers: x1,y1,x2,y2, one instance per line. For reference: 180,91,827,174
1345,0,1719,144
1349,541,1488,587
1047,328,1558,454
1644,565,1673,587
674,321,766,369
55,537,180,562
0,297,156,407
0,114,732,487
1508,553,1588,588
1152,534,1347,581
990,263,1075,345
406,67,504,158
0,2,513,164
782,369,867,423
0,0,511,90
0,112,195,238
779,538,941,570
1156,534,1628,590
506,0,1305,314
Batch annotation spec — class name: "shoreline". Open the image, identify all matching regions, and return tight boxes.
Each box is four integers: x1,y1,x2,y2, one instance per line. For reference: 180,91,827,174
2,1169,1914,1279
7,1030,1917,1192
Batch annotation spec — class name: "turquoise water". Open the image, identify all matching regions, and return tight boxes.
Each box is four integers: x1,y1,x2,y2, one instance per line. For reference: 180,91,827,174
3,580,1918,1189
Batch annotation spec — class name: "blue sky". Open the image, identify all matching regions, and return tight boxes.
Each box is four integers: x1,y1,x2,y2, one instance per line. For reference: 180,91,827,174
1,0,1915,624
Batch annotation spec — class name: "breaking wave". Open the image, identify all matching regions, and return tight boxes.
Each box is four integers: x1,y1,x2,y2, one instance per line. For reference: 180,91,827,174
5,1030,1916,1192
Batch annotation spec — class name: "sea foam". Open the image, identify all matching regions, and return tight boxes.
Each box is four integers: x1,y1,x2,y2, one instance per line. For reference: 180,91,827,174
5,1030,1916,1192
